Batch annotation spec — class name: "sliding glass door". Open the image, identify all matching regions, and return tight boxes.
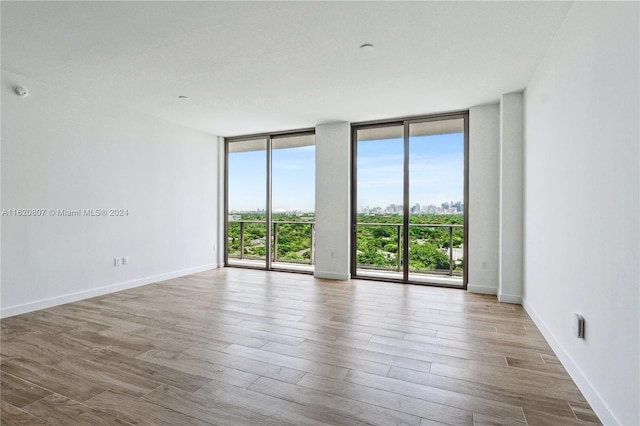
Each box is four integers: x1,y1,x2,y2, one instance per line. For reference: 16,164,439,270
226,131,315,272
353,125,405,280
352,113,468,287
227,138,268,266
271,134,315,271
408,119,466,284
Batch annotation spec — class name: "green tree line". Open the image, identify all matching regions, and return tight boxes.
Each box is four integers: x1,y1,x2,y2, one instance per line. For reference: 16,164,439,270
356,214,463,274
227,214,314,263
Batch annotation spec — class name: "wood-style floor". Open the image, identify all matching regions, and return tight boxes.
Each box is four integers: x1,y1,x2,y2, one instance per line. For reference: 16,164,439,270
1,268,600,425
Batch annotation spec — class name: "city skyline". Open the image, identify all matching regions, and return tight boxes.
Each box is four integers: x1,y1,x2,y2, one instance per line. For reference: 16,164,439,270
229,199,464,215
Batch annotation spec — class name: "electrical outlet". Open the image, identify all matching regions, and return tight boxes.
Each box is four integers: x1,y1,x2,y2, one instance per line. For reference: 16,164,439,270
481,261,487,269
122,257,129,266
114,257,121,267
573,314,585,339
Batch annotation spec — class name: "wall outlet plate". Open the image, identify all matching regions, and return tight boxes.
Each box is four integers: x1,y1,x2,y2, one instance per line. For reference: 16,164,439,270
573,313,585,339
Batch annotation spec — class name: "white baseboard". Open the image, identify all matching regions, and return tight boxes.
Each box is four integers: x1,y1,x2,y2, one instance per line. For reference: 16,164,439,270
498,292,522,304
0,262,220,319
523,299,618,426
314,271,350,280
467,284,498,295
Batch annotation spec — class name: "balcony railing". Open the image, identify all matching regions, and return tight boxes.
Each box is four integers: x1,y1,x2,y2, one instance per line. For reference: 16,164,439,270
227,219,463,278
355,222,463,277
228,220,315,265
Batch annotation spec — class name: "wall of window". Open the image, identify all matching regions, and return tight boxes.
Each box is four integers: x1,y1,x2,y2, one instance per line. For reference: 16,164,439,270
352,113,469,288
225,130,315,272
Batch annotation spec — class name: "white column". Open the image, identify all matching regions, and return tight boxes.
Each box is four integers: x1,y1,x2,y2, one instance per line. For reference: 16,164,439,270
216,136,225,268
467,104,500,295
314,122,351,280
498,92,524,303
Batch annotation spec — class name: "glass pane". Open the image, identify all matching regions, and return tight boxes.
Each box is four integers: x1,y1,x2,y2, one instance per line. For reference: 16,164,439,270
227,138,267,266
271,133,315,270
408,119,464,285
355,125,404,280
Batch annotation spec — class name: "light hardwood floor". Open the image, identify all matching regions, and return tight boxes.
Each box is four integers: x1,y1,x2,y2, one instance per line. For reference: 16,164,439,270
1,268,600,425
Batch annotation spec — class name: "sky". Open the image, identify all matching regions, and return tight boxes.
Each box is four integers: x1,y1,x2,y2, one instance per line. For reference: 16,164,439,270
227,133,463,212
228,145,315,212
357,133,464,210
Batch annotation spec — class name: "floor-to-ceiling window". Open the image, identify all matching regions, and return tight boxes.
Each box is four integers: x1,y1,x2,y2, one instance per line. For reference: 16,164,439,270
352,113,468,287
226,137,268,266
225,130,315,272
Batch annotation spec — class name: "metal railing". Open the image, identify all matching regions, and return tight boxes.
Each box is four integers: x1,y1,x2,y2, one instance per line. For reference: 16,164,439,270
228,220,315,265
273,221,314,264
355,222,463,276
227,219,463,276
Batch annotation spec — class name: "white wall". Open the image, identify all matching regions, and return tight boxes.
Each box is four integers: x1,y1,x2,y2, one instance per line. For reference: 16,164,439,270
523,3,639,425
1,70,221,317
468,104,500,294
498,93,524,304
314,122,351,280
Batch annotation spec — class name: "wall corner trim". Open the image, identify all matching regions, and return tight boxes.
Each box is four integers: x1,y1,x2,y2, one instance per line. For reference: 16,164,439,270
523,298,619,425
497,293,522,304
467,284,498,295
314,271,351,281
0,263,221,319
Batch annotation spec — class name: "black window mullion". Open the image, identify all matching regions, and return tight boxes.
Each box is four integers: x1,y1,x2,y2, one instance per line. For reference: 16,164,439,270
402,122,410,282
265,136,272,271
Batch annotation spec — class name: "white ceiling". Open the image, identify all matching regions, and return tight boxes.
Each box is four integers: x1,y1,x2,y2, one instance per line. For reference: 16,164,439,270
1,1,572,137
